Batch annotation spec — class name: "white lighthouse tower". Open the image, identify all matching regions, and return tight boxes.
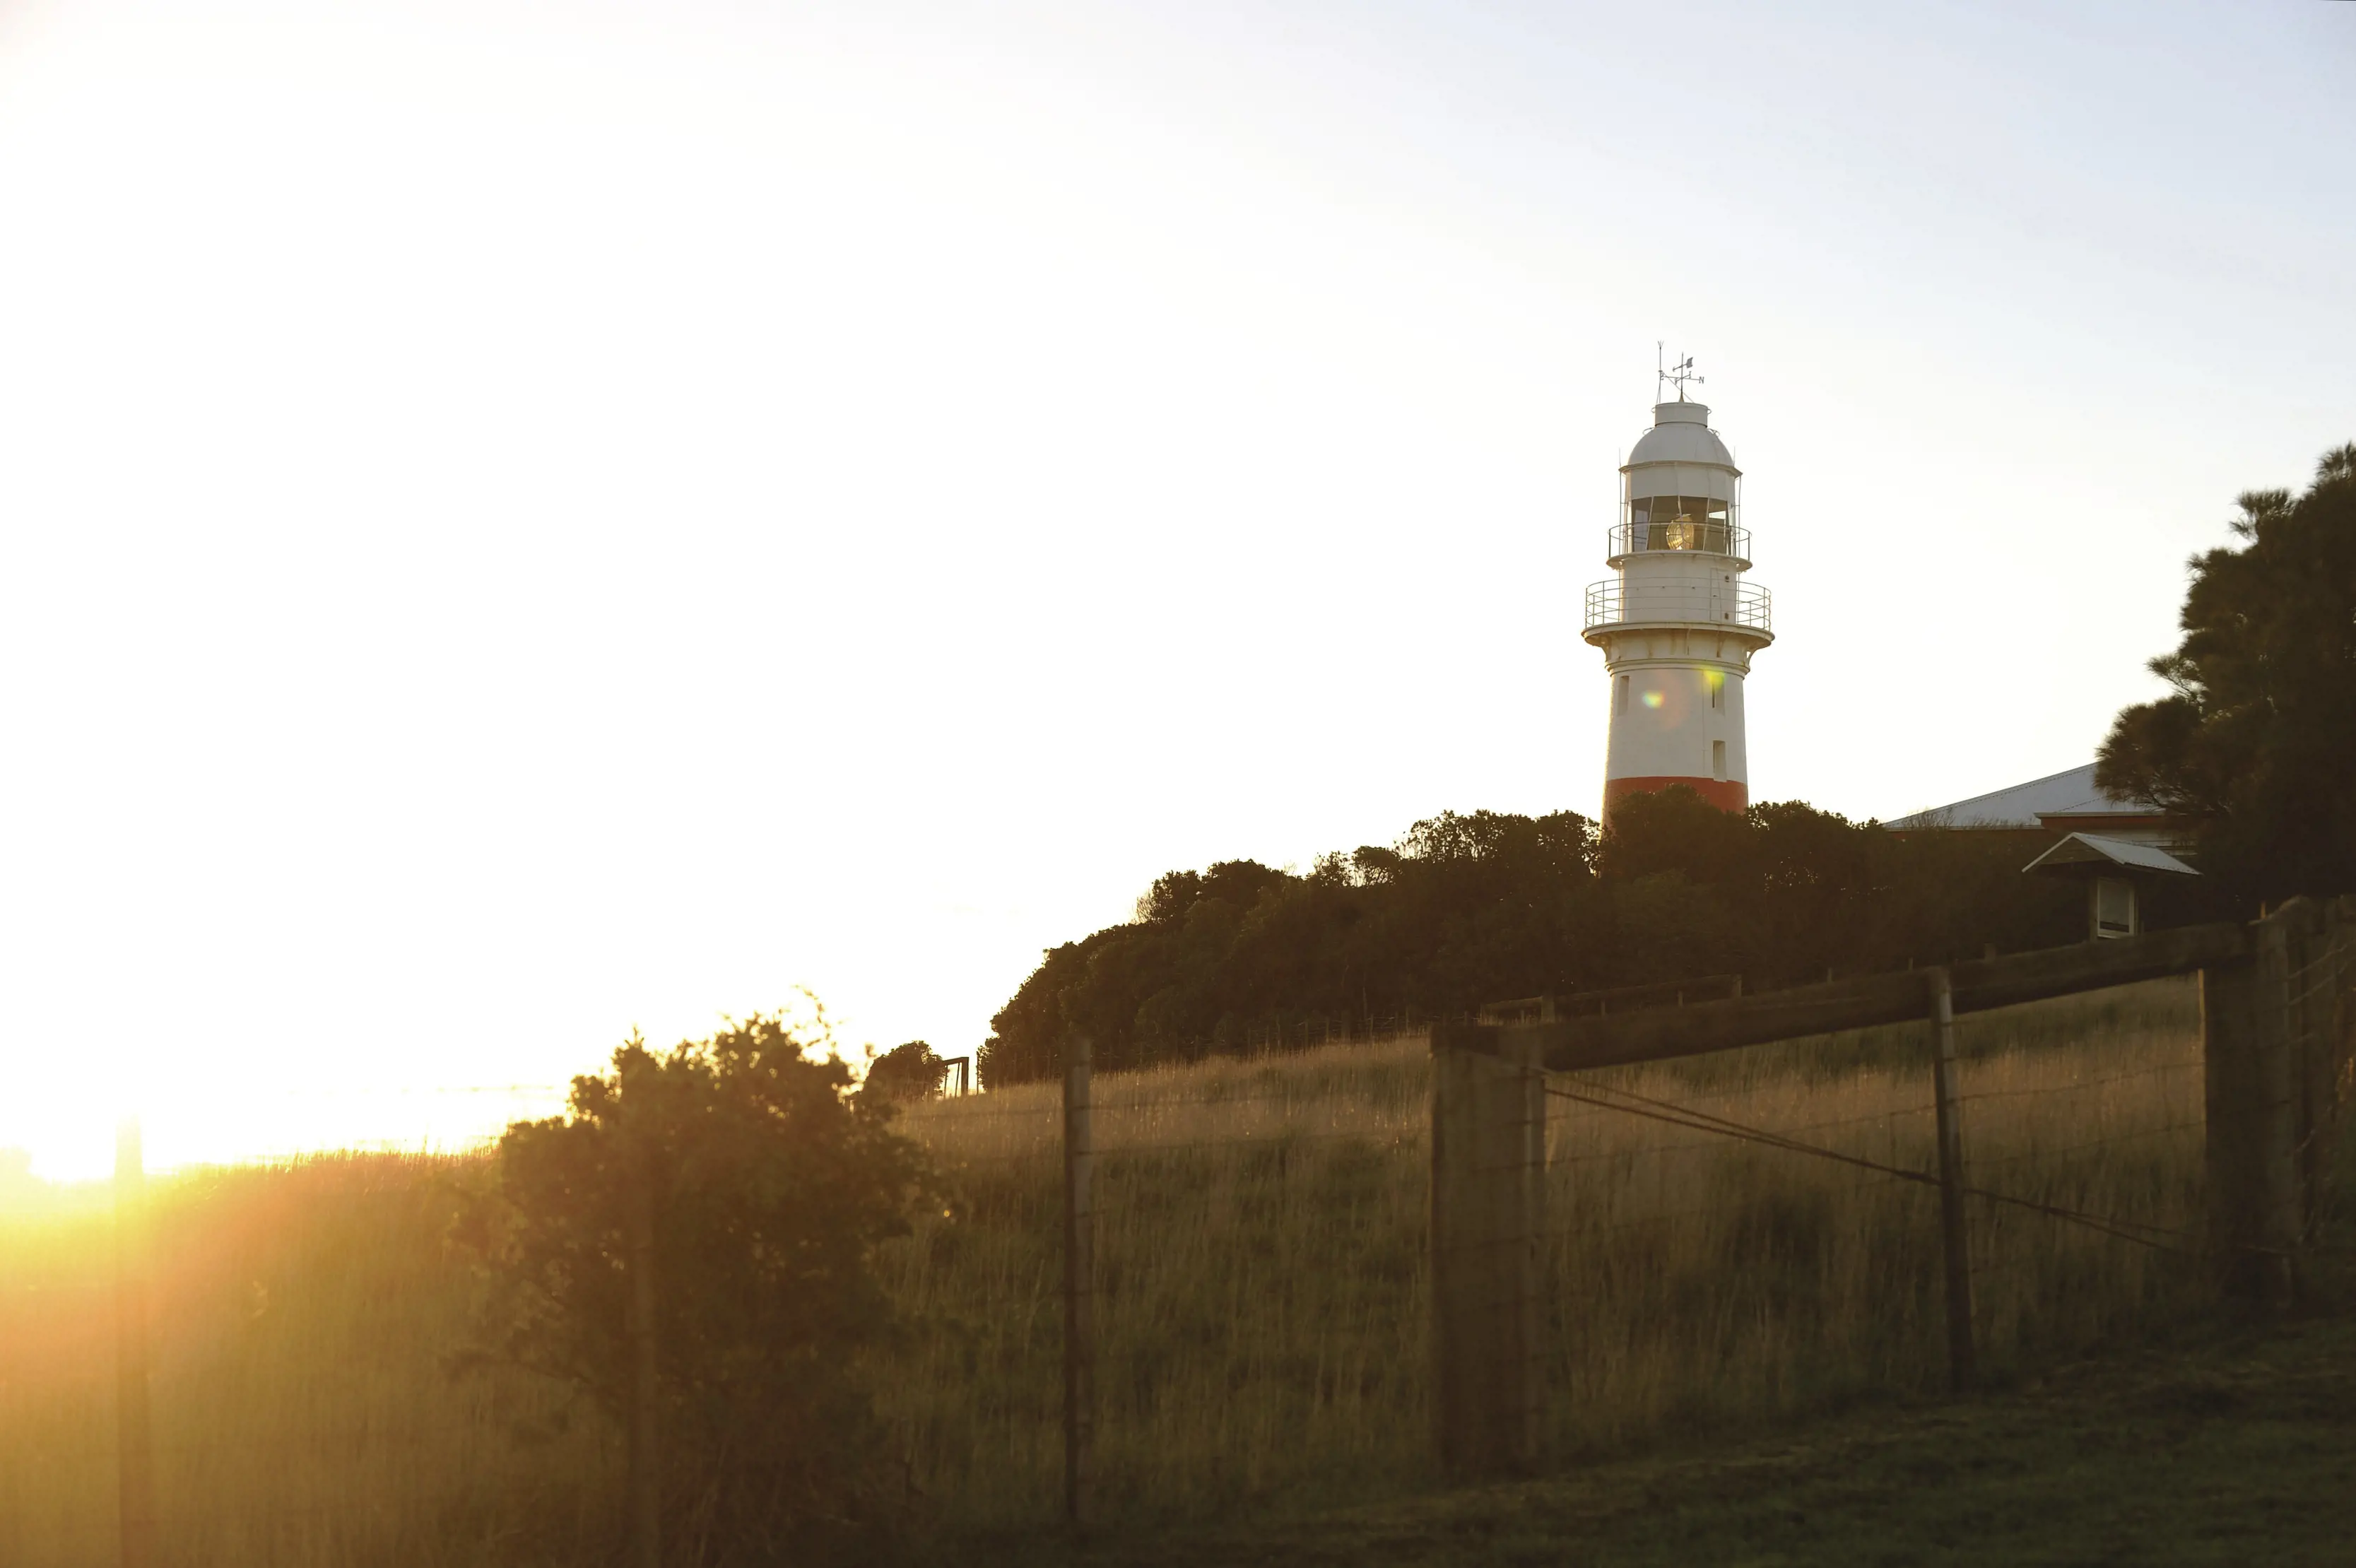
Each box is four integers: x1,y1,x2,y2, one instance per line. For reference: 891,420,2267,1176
1583,358,1772,823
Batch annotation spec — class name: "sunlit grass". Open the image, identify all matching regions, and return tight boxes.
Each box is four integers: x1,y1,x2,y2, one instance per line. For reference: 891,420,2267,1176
871,976,2208,1525
0,1156,614,1567
0,980,2209,1557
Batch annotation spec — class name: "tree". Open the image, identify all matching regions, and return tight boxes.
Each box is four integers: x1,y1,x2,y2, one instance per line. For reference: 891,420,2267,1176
974,788,2093,1086
464,1014,926,1560
861,1039,948,1104
2099,443,2356,902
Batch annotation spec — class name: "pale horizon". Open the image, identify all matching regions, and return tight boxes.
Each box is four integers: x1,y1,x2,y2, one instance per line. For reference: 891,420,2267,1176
1,0,2350,1178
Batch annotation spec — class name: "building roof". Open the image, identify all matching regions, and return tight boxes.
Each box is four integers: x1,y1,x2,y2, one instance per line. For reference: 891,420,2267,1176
1625,401,1738,470
1885,762,2165,831
2022,832,2199,878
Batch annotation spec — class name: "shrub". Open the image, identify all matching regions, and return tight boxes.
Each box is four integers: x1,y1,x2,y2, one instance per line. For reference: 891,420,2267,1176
463,1013,927,1562
861,1039,948,1105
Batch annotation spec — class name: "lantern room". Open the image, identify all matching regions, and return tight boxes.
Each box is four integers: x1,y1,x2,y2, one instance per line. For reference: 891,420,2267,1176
1618,401,1746,562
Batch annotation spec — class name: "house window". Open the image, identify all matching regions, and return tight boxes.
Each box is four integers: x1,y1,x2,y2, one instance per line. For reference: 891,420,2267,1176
1712,740,1727,780
2095,877,2137,938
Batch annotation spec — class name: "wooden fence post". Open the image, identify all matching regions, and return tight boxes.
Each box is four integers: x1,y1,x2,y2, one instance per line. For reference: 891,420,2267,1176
2203,911,2300,1307
626,1159,661,1568
1062,1032,1095,1528
114,1119,156,1568
1429,1026,1545,1473
2285,899,2351,1245
1924,969,1976,1392
2338,899,2356,1210
2331,900,2356,1225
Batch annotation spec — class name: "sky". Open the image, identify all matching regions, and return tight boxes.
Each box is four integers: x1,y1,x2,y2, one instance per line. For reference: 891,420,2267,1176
0,0,2350,1177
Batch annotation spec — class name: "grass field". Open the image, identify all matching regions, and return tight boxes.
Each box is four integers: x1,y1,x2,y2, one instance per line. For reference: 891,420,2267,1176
1029,1307,2356,1567
877,977,2211,1533
0,1158,615,1566
0,976,2258,1562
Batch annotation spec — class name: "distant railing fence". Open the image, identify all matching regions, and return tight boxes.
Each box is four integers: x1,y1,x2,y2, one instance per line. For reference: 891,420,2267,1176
1604,521,1752,563
1582,578,1773,635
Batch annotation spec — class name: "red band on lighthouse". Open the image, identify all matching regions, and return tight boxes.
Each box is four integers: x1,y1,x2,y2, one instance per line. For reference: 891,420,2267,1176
1603,776,1748,814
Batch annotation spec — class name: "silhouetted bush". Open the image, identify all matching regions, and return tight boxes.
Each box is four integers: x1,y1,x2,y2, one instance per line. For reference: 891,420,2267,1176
462,1015,927,1563
861,1039,948,1105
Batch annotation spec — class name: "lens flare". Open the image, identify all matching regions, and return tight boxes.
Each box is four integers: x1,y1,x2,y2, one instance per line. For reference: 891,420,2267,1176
1641,690,1665,709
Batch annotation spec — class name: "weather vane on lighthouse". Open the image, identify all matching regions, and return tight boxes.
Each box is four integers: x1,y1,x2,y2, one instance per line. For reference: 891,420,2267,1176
1656,342,1703,403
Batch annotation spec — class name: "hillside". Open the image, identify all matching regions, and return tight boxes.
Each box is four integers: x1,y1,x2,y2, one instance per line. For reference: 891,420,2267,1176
979,789,2230,1085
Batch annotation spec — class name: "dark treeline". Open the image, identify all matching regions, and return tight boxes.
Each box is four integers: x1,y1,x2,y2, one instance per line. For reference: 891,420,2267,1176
2099,443,2356,905
977,789,2175,1087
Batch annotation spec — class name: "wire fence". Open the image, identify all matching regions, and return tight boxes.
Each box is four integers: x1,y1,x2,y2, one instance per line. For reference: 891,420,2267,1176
4,918,2352,1557
887,933,2355,1523
1518,921,2356,1463
870,1030,1436,1526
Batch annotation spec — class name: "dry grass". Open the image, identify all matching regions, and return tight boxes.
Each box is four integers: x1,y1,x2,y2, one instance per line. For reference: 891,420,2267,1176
0,979,2210,1559
1543,983,2207,1455
876,1032,1435,1527
0,1157,614,1567
873,975,2208,1526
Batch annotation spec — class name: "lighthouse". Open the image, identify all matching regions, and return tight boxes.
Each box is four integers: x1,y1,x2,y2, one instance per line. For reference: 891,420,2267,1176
1583,360,1772,822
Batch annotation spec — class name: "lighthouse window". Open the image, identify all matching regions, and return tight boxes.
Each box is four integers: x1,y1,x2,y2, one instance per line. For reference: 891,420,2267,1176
1631,495,1735,554
1709,678,1724,712
1712,740,1727,780
1615,676,1630,714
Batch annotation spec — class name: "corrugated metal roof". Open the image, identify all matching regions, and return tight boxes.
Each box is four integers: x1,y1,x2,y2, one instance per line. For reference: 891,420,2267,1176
1885,762,2162,830
2022,832,2199,877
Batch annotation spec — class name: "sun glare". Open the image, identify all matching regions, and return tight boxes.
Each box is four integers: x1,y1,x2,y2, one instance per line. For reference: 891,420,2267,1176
0,1085,567,1185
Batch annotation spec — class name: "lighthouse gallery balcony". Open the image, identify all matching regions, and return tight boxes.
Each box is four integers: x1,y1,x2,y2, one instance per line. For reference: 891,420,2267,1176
1584,579,1772,637
1603,520,1751,568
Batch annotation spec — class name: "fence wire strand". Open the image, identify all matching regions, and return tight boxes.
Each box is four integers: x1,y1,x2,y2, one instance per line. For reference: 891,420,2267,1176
1543,1074,2202,1254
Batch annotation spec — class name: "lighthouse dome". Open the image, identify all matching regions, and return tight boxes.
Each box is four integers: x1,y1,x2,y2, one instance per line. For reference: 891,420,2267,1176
1626,402,1737,472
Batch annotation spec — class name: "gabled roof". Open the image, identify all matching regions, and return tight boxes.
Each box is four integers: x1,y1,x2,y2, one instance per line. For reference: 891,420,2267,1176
2022,832,2199,878
1885,762,2166,831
